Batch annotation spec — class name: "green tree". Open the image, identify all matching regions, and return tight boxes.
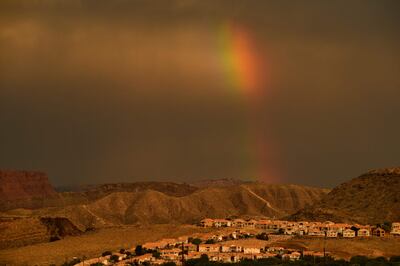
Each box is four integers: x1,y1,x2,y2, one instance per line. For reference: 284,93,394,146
390,256,400,263
135,245,145,256
191,238,202,245
382,221,392,232
153,250,161,259
350,256,369,266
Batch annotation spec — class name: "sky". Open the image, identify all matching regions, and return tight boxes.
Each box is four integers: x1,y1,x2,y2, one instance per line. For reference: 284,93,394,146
1,0,399,188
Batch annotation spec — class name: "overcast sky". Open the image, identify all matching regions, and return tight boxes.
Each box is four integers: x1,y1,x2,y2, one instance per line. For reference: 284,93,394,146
1,0,399,188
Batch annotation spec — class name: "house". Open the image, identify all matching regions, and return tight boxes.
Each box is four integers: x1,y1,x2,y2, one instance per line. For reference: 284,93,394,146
256,220,272,229
267,246,285,253
198,244,220,253
184,243,197,252
134,254,154,264
230,231,238,239
284,228,297,235
326,231,338,238
220,245,242,253
373,228,385,237
282,252,301,261
303,251,324,257
244,219,258,228
343,229,356,238
391,222,400,236
160,248,181,261
200,218,214,227
214,219,231,227
160,248,180,256
76,255,111,266
290,251,301,260
357,228,370,237
308,229,325,237
243,246,261,254
232,219,246,228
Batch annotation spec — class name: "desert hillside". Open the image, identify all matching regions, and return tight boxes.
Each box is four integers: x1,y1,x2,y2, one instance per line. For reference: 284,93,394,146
5,183,329,231
289,167,400,224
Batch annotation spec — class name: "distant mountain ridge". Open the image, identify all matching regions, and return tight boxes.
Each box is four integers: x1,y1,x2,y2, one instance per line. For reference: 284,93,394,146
191,178,248,188
289,167,400,224
0,170,57,201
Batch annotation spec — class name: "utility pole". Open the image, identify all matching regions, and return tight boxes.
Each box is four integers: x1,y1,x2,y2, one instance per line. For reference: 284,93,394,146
323,233,327,266
181,242,185,266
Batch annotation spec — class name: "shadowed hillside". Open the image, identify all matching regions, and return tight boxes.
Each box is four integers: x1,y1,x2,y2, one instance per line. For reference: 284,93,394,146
289,167,400,224
17,183,328,231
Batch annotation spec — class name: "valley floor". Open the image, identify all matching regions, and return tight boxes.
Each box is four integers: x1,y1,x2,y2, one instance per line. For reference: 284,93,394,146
0,224,217,266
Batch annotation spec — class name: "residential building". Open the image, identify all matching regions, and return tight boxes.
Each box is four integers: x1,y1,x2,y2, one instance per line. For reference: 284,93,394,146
326,231,338,238
343,229,356,238
200,218,214,227
198,244,220,253
373,228,385,237
391,222,400,236
357,228,370,237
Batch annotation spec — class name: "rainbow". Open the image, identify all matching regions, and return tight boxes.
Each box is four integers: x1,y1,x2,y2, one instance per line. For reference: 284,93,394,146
217,21,278,182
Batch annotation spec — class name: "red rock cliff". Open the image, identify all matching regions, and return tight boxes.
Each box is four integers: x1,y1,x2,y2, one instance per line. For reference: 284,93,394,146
0,170,57,201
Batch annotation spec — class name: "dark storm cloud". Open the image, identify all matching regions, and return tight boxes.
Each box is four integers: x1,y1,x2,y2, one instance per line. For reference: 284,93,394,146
0,0,399,187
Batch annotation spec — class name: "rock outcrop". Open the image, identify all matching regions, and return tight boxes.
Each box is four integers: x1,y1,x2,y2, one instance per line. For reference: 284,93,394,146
0,170,57,201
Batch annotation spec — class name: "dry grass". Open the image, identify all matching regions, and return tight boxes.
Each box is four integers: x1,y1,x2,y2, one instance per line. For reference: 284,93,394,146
274,236,400,259
0,224,216,266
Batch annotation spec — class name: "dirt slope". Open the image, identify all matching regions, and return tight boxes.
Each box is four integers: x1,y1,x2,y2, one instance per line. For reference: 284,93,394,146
289,167,400,224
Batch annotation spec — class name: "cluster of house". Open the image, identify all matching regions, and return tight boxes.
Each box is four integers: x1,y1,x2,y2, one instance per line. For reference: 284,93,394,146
75,230,308,265
121,235,318,265
75,221,400,265
199,219,400,238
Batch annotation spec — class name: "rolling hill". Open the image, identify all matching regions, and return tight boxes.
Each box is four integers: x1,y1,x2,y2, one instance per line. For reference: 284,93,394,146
289,167,400,224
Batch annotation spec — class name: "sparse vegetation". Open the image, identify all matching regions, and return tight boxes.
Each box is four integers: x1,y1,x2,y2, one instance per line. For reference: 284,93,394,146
256,232,269,241
109,254,119,262
101,251,112,256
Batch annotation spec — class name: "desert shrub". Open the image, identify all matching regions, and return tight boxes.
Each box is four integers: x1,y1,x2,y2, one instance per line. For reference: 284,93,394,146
110,254,120,262
102,251,112,256
50,236,61,242
205,239,215,244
